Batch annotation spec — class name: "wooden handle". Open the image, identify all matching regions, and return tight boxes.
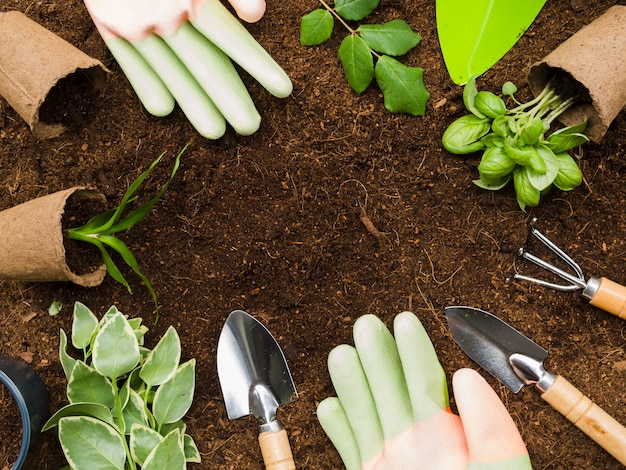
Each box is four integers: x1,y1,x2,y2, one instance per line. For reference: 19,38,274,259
589,277,626,320
541,375,626,465
258,428,295,470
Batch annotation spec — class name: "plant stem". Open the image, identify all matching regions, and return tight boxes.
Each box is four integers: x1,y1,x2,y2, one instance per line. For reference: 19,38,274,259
318,0,356,33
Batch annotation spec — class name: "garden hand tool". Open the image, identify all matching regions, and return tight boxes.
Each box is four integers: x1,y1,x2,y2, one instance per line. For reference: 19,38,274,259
446,305,626,466
436,0,546,84
217,310,297,470
317,311,531,470
509,217,626,320
83,0,292,139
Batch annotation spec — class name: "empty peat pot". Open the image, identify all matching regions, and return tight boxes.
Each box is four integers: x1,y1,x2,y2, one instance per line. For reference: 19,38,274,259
0,356,49,469
0,11,108,139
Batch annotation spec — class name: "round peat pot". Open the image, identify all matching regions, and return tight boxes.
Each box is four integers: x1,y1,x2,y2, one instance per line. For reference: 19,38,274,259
0,356,49,470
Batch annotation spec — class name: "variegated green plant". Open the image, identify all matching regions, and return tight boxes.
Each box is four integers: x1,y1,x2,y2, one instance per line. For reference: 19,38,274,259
65,145,186,318
43,302,199,469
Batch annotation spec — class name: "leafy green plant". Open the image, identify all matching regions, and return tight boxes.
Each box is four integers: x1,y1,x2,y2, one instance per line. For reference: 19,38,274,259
65,145,186,316
43,302,199,469
442,76,588,211
300,0,430,115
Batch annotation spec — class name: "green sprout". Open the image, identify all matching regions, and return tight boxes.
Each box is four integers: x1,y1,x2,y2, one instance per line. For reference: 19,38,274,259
65,145,186,318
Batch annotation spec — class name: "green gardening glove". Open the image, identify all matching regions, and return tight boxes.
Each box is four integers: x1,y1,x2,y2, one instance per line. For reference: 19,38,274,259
317,311,532,469
84,0,292,139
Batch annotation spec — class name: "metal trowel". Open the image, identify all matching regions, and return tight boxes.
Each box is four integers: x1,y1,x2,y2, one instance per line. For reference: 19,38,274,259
445,306,626,465
217,310,298,469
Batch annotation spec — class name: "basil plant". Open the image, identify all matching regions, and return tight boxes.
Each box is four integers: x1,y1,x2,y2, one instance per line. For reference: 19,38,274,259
442,76,587,211
43,302,199,469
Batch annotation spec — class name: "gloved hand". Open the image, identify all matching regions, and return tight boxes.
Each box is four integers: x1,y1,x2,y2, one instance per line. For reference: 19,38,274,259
317,311,532,469
84,0,292,139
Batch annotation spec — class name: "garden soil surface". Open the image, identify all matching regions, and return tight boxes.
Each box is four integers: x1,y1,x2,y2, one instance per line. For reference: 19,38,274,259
1,1,626,469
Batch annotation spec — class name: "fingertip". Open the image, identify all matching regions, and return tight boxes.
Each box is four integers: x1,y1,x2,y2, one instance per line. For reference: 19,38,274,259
230,0,266,22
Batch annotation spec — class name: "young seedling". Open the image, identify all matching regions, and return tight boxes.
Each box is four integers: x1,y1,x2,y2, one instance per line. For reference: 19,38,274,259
300,0,430,115
442,76,588,211
43,302,199,469
65,145,186,318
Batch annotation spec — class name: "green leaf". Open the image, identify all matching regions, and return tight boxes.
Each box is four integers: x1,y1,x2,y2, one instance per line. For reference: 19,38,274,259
67,361,116,407
551,119,588,136
473,174,511,191
130,424,163,466
42,402,115,432
121,389,150,434
546,132,589,153
374,55,430,115
143,429,186,470
58,416,126,469
153,359,196,427
338,35,374,94
442,114,490,154
72,302,99,350
474,91,506,118
553,153,583,191
92,311,140,380
513,167,540,211
477,146,516,182
184,434,201,463
335,0,379,21
437,0,547,83
59,329,78,380
140,326,181,387
526,145,559,191
358,19,421,56
49,299,63,316
462,75,486,119
300,9,334,46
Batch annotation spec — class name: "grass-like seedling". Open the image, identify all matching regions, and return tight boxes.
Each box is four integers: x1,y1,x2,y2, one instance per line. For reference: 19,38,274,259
65,145,186,318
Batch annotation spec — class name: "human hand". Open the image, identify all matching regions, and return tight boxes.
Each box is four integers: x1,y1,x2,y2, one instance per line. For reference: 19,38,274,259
84,0,291,139
317,312,532,469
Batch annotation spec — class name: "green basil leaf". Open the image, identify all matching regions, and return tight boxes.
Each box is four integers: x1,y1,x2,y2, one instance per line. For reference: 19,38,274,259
491,116,512,138
442,114,491,154
513,167,540,211
462,75,486,118
553,153,583,191
520,117,544,146
338,35,374,94
526,146,559,191
300,9,334,46
474,91,506,118
551,118,588,136
374,55,430,115
358,19,421,56
473,174,511,191
477,146,516,182
546,132,589,153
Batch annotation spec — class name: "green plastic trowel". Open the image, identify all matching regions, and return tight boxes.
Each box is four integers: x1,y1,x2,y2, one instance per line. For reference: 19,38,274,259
437,0,546,84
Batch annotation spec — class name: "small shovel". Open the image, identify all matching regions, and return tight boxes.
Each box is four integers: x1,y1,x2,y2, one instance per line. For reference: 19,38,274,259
445,305,626,465
217,310,298,469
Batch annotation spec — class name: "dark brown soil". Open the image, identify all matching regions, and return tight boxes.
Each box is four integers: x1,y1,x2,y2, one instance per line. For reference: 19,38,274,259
1,1,625,469
0,383,21,469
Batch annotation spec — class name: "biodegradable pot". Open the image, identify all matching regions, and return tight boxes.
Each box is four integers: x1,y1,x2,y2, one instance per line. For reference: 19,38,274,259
0,356,49,470
0,11,108,139
527,5,626,142
0,187,107,287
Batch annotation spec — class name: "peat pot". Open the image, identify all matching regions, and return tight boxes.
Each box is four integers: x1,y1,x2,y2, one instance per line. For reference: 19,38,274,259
0,11,108,139
0,187,107,286
528,5,626,142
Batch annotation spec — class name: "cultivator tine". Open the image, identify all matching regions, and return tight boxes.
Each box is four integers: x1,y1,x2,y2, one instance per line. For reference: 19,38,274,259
508,218,587,291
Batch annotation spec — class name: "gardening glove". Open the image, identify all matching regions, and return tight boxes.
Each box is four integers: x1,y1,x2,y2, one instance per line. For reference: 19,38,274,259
84,0,292,139
317,311,532,470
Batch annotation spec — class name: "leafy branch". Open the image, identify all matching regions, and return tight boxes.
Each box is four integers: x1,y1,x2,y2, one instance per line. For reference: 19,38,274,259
300,0,430,115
